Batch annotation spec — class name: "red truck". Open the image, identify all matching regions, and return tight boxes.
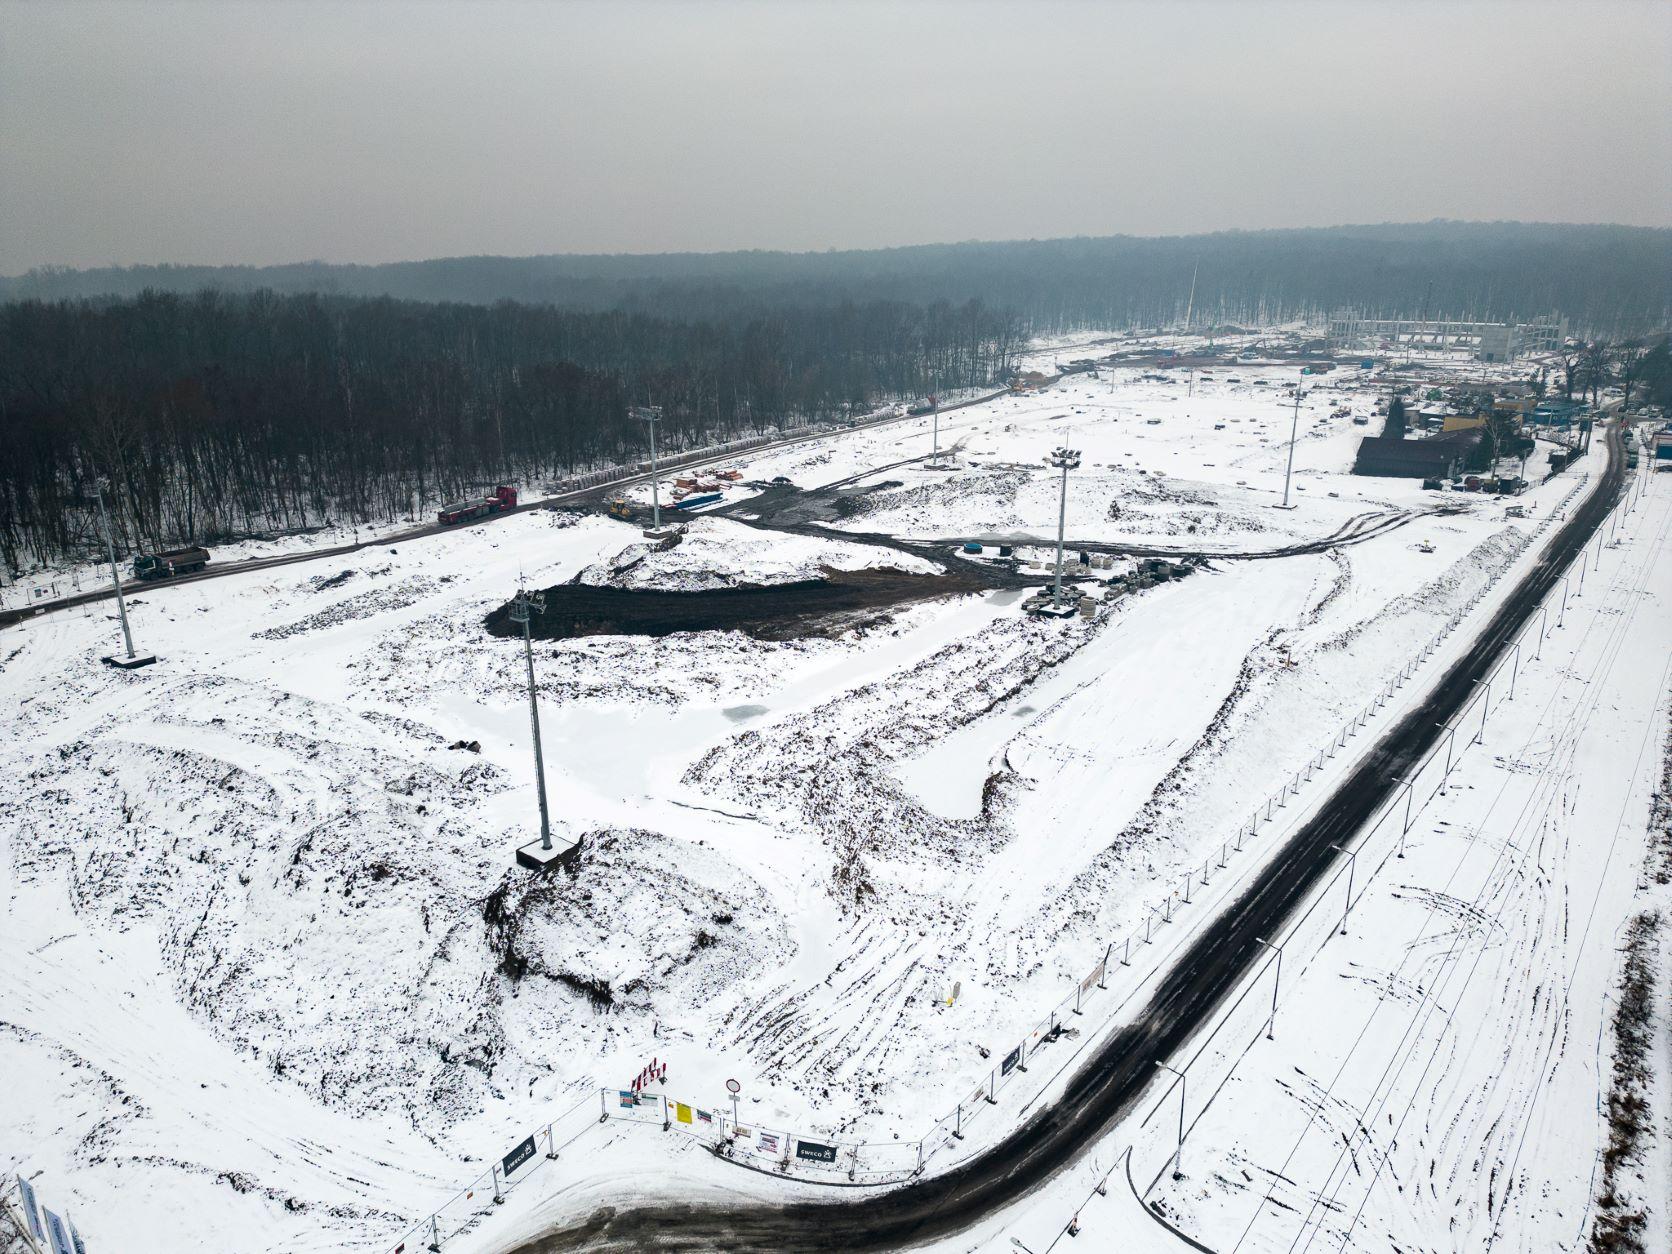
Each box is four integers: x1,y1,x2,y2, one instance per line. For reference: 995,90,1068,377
437,484,518,526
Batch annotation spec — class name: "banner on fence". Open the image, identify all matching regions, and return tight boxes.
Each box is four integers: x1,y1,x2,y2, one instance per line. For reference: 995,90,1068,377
675,1103,693,1125
757,1132,780,1155
1001,1046,1021,1076
794,1139,838,1164
1080,961,1105,996
696,1109,713,1126
618,1090,637,1109
501,1135,537,1178
16,1176,44,1242
42,1208,74,1254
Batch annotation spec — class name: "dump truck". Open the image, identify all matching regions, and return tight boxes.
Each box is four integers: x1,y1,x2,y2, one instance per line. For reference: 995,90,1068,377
437,484,517,526
133,546,210,580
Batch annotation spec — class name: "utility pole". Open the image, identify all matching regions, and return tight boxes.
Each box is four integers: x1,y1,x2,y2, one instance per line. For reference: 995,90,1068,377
1281,385,1304,507
94,476,153,668
510,588,559,870
634,406,664,532
1047,446,1081,610
929,392,941,468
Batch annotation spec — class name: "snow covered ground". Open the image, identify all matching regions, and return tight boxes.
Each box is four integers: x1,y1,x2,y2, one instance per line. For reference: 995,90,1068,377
1127,466,1672,1254
0,337,1619,1253
953,460,1672,1254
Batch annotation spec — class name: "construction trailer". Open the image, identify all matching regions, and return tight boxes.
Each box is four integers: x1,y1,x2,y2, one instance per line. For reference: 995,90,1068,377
437,484,518,526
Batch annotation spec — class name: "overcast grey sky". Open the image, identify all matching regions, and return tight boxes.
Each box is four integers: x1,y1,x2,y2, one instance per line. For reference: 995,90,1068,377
2,0,1668,273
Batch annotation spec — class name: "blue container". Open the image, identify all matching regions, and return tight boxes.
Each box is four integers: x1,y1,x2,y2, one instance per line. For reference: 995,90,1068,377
673,492,724,511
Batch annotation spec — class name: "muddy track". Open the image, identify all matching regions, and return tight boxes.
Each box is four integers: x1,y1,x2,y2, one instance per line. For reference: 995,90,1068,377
505,424,1624,1252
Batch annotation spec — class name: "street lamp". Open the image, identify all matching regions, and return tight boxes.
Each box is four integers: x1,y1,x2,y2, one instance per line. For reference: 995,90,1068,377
509,588,557,868
1154,1061,1187,1179
929,392,941,468
1330,843,1356,934
634,405,664,531
1253,937,1282,1039
1046,446,1081,610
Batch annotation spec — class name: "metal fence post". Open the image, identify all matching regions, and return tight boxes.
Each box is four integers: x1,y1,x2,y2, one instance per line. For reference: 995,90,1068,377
953,1101,964,1140
545,1121,558,1160
1121,935,1131,966
492,1163,504,1205
428,1215,442,1252
987,1068,998,1103
1099,942,1112,987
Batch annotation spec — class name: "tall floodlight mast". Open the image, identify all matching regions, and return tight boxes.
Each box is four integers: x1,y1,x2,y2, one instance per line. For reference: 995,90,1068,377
1046,446,1081,609
634,405,664,530
510,588,553,854
92,476,152,667
1281,385,1304,508
929,392,941,468
94,477,137,660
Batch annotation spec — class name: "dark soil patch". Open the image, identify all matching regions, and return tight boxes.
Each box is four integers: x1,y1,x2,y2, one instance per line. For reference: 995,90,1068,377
485,565,993,641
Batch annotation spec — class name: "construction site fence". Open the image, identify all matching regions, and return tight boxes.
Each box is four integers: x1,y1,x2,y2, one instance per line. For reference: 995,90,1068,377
539,427,817,497
387,1091,597,1254
387,455,1623,1249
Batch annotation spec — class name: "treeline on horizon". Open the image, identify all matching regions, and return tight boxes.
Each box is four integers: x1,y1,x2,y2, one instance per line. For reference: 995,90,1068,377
0,291,1021,569
7,222,1670,337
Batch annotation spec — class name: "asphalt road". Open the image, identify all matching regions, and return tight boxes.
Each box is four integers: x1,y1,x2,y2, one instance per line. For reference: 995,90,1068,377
505,422,1626,1253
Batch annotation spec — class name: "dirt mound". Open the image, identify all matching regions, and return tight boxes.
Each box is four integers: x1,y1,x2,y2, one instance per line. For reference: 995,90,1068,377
484,566,989,640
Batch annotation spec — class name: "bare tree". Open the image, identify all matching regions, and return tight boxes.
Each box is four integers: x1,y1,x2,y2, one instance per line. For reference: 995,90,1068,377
1557,346,1581,400
1611,341,1648,411
1581,341,1611,407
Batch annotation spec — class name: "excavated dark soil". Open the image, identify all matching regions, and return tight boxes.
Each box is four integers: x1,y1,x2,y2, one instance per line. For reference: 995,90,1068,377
483,565,998,641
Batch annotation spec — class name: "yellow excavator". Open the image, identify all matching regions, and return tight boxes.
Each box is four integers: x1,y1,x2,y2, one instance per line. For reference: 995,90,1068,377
607,498,633,520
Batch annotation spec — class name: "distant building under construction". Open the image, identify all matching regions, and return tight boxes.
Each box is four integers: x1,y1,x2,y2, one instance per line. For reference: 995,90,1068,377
1327,310,1566,361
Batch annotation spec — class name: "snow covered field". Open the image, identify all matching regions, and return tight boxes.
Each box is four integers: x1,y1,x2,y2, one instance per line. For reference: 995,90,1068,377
0,341,1630,1253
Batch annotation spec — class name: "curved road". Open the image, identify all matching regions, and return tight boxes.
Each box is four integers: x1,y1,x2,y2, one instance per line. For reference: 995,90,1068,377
507,423,1626,1252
